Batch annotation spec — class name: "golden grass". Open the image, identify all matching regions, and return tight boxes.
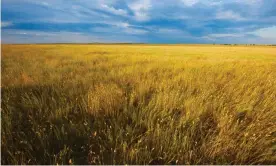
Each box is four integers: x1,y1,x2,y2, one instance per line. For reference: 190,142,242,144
1,44,276,164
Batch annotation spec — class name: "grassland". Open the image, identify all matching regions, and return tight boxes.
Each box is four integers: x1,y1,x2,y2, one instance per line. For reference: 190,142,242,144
1,44,276,164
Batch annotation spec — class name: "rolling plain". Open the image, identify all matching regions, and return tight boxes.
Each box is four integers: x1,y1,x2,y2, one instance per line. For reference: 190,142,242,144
1,44,276,164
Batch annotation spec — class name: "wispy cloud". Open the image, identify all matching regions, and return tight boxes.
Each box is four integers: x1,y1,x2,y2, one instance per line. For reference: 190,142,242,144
250,26,276,40
206,33,245,38
157,28,184,34
128,0,151,21
1,21,13,28
181,0,198,7
95,21,149,35
2,29,141,43
233,0,263,6
216,10,245,21
101,4,128,16
114,22,130,28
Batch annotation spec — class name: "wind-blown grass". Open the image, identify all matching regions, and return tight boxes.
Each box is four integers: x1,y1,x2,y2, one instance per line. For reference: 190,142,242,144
1,44,276,164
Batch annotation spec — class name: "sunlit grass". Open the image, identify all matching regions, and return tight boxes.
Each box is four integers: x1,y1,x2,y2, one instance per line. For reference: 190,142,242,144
1,44,276,164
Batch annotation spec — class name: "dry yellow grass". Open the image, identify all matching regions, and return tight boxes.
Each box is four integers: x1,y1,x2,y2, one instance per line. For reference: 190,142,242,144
1,44,276,164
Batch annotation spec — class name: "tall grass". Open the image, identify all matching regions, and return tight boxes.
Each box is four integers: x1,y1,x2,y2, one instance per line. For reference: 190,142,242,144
1,44,276,164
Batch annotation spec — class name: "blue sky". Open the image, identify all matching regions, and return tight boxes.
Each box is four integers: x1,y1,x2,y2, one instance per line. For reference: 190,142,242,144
1,0,276,44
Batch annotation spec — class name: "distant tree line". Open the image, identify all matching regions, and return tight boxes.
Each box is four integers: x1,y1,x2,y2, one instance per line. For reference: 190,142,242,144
212,43,276,46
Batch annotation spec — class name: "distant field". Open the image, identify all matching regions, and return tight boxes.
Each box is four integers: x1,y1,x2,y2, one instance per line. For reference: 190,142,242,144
2,44,276,164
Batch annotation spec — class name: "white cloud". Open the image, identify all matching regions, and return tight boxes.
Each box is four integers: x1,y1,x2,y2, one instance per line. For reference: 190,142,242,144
1,29,132,43
250,26,276,39
233,0,263,6
1,22,13,28
204,27,276,44
114,22,148,34
124,28,148,35
207,33,244,38
157,28,183,34
181,0,222,7
181,0,198,6
155,27,198,40
114,22,130,28
101,4,128,16
208,1,223,6
216,10,245,21
128,0,151,21
41,1,50,6
90,21,148,35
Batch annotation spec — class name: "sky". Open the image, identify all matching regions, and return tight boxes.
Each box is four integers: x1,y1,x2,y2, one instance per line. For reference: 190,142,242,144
1,0,276,44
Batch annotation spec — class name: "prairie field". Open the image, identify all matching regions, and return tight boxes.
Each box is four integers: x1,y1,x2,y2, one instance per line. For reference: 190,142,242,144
1,44,276,164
